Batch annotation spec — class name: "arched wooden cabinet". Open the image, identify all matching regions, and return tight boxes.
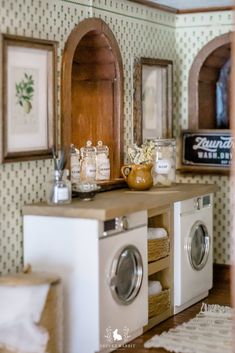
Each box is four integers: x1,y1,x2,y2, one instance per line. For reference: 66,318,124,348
189,32,231,130
180,32,232,175
61,18,124,181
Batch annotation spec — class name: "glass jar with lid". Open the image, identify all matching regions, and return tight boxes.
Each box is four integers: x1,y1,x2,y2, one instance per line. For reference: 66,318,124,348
80,140,96,183
96,140,110,181
70,144,80,186
151,138,176,186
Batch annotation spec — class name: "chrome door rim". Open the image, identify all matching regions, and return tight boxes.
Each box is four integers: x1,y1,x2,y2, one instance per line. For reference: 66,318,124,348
187,221,210,271
109,245,143,305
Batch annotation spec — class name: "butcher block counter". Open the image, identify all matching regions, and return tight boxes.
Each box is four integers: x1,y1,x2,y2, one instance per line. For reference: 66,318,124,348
23,183,218,221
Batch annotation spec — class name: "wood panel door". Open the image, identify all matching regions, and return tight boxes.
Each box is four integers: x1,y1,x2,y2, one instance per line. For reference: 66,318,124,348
71,80,115,178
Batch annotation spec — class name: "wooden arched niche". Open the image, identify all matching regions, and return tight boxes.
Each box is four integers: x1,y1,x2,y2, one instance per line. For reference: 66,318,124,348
189,32,232,130
61,18,124,180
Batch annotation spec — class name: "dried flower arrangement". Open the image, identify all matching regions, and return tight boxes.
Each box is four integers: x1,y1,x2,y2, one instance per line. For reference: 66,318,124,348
128,140,155,165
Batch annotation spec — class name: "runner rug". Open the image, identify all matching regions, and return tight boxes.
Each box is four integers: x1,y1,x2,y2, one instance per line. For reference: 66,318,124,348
144,303,233,353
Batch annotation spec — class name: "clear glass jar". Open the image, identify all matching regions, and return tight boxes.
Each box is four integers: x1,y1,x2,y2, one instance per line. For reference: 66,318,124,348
70,144,80,186
46,170,72,205
96,140,110,181
80,140,97,183
151,138,176,186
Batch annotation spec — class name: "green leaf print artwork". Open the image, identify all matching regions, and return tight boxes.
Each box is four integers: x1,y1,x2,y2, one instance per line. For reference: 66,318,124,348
15,73,34,114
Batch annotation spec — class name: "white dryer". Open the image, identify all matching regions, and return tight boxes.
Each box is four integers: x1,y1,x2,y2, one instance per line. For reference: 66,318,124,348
174,194,213,314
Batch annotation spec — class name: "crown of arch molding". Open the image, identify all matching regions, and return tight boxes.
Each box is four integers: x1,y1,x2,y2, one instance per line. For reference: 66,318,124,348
188,32,232,130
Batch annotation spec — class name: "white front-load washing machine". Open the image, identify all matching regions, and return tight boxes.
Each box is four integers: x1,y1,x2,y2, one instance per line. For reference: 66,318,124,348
174,194,213,314
99,210,148,352
24,210,148,353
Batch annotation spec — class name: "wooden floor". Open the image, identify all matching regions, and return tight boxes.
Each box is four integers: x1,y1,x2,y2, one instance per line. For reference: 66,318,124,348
115,281,231,352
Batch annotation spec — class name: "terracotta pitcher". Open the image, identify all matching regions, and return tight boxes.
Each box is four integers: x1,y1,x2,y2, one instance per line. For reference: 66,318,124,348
121,164,153,191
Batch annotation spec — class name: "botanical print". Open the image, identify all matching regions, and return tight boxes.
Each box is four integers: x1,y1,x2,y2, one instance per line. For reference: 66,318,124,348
10,67,39,135
15,72,34,114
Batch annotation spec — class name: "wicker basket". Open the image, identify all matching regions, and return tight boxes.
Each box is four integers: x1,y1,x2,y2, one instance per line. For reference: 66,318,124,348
148,236,170,262
148,289,171,318
0,272,63,353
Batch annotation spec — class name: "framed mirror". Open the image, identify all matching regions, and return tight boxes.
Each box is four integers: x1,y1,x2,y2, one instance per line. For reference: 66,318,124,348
133,57,173,145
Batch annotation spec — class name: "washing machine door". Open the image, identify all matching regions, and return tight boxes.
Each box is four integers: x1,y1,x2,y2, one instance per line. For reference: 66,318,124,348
110,245,143,305
187,221,210,271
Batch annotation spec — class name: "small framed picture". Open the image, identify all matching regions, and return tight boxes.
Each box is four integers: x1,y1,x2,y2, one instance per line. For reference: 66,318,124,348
1,34,57,163
133,57,173,145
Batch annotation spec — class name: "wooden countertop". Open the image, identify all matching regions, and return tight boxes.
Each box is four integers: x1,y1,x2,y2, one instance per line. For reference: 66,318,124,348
23,183,218,221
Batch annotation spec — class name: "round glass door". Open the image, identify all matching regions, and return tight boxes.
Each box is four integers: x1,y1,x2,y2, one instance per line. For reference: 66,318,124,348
110,245,143,305
187,221,210,271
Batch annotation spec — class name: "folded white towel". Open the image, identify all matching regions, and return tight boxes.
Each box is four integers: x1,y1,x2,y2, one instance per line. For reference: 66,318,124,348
148,281,162,296
148,227,167,240
0,320,48,353
0,284,49,353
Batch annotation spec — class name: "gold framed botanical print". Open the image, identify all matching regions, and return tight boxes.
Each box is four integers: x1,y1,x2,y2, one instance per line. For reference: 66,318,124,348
1,34,57,163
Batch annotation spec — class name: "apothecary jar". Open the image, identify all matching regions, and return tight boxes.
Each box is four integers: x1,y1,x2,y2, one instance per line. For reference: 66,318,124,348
150,138,176,186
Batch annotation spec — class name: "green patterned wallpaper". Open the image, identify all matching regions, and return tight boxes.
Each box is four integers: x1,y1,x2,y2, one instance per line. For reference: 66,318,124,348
0,0,233,275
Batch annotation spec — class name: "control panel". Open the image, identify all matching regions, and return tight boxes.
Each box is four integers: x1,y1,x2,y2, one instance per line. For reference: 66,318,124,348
101,210,147,238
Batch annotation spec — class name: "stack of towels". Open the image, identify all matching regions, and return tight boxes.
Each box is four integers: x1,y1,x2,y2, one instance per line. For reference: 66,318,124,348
147,228,166,296
147,227,167,240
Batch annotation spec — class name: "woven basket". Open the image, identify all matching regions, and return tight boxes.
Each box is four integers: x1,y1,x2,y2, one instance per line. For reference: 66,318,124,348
0,272,63,353
148,236,170,262
40,277,63,353
148,289,171,318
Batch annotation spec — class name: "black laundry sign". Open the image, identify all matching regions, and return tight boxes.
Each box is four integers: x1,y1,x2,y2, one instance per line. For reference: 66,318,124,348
182,131,233,167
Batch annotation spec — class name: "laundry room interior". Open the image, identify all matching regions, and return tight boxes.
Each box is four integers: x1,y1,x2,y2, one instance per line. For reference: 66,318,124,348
0,0,234,353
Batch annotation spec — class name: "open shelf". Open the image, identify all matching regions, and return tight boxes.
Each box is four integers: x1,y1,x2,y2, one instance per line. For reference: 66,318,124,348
145,204,174,331
144,308,172,332
148,256,170,276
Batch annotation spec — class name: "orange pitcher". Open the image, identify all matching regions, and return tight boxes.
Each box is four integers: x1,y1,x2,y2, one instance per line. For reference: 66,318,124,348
121,164,153,191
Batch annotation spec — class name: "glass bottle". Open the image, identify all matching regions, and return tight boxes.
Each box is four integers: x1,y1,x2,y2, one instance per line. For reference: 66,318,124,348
96,141,110,181
46,170,71,205
151,138,176,186
70,144,80,186
80,140,97,183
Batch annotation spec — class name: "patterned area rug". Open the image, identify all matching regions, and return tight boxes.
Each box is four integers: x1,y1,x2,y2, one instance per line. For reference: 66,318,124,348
144,304,233,353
